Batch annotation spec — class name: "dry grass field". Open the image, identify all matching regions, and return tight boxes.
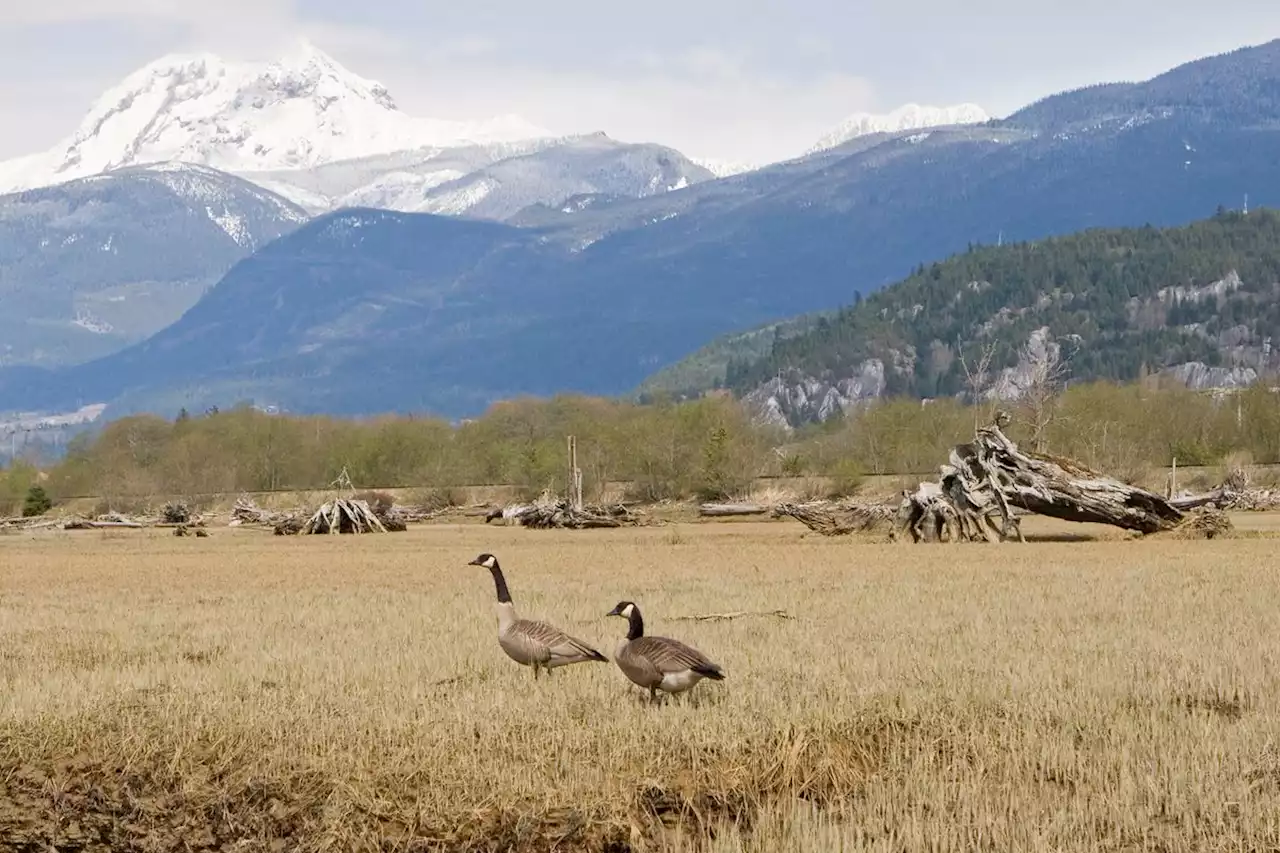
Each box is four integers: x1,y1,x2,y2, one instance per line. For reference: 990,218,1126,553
5,515,1280,851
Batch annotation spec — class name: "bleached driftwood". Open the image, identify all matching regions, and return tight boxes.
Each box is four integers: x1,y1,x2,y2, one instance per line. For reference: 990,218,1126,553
510,493,645,529
63,518,144,530
672,609,795,622
772,500,898,536
898,411,1226,542
299,498,387,534
699,503,771,518
485,504,534,525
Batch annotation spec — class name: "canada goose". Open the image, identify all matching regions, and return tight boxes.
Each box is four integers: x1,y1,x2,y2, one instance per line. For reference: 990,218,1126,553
606,600,725,701
467,553,607,678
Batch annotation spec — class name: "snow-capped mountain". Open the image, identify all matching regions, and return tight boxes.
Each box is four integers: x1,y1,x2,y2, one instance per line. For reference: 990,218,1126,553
808,103,991,153
0,40,551,193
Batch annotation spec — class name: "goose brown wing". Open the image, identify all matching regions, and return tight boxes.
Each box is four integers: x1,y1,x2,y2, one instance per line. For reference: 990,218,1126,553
630,636,722,676
512,619,606,663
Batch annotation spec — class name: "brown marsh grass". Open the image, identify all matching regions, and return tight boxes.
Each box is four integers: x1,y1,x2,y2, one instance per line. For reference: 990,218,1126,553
4,516,1280,851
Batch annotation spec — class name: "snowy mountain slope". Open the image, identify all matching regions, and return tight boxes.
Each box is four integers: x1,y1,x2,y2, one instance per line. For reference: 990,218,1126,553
239,137,568,214
404,133,716,220
0,40,551,193
692,157,762,178
240,133,716,220
808,103,990,153
0,162,307,367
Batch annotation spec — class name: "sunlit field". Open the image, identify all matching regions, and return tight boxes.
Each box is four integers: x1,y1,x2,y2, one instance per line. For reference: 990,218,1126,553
4,516,1280,851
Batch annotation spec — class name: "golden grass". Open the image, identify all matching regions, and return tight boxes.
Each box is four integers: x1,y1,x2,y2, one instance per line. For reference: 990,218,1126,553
5,516,1280,851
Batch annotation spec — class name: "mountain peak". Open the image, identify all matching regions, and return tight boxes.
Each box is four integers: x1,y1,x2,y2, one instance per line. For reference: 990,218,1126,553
808,102,990,153
0,43,552,192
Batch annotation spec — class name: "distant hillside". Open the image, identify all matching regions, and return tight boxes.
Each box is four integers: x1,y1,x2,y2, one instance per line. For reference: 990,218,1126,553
636,313,831,398
713,208,1280,425
0,163,307,368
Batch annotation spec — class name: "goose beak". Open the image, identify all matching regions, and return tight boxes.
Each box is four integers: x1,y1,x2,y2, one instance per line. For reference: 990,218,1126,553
467,557,484,566
606,605,623,617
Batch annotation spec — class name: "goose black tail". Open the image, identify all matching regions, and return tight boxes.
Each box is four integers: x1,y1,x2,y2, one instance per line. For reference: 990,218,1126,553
695,664,725,680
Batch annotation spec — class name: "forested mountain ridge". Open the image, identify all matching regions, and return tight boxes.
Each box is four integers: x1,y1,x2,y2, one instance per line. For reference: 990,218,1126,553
717,209,1280,425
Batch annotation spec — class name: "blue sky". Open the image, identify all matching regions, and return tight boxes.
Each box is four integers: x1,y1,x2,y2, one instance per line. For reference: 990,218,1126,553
2,0,1278,163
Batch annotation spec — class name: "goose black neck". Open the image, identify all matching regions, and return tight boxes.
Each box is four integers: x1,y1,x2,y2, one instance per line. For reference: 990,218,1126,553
488,563,512,604
626,607,644,641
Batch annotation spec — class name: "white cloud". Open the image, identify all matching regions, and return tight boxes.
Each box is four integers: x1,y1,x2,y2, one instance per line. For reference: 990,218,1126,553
343,44,877,163
2,0,294,26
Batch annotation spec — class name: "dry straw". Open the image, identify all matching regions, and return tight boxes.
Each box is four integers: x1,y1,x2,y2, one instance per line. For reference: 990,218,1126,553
3,517,1280,850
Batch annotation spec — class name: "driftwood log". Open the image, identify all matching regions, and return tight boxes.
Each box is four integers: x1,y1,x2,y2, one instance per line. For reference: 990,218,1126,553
699,503,771,518
772,500,898,536
898,411,1228,542
63,518,145,530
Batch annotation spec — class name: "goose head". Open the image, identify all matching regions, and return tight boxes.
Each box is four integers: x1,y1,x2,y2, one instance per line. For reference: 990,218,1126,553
607,601,638,619
468,553,499,569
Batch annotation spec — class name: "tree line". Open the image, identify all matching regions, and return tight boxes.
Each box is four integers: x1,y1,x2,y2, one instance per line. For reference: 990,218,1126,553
4,376,1280,516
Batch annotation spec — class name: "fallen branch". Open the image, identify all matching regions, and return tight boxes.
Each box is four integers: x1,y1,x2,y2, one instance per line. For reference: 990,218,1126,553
672,609,795,622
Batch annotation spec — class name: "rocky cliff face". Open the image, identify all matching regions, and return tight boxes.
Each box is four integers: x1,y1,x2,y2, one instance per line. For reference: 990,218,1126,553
743,360,888,428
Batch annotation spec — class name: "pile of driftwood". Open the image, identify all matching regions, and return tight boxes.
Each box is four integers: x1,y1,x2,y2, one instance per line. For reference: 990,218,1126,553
233,493,406,535
1213,488,1280,512
297,497,388,534
487,494,646,529
894,411,1232,542
231,495,289,526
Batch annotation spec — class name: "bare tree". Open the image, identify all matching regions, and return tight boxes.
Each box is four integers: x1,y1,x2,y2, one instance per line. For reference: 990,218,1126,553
957,339,999,430
1014,330,1078,453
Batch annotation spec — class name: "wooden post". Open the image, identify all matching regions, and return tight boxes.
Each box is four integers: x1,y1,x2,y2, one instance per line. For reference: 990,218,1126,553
1169,456,1177,499
567,435,583,511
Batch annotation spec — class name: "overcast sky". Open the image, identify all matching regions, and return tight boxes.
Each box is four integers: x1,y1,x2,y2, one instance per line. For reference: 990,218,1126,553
2,1,1278,164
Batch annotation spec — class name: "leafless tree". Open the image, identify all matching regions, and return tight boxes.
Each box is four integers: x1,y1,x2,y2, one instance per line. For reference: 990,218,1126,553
957,339,999,430
1015,332,1079,453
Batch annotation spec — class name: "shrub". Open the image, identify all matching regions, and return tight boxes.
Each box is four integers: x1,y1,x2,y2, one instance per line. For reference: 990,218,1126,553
22,484,53,517
827,460,865,498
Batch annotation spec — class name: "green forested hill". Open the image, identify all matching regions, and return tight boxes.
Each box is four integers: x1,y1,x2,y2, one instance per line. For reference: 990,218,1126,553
713,208,1280,402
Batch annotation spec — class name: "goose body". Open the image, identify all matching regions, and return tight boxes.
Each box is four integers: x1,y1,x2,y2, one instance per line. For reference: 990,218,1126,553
606,601,724,701
468,553,607,677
